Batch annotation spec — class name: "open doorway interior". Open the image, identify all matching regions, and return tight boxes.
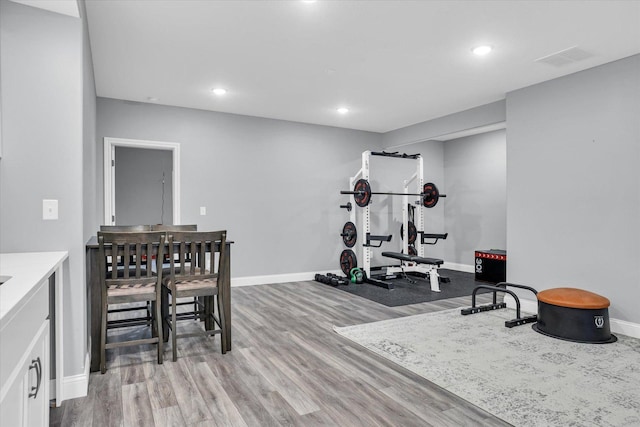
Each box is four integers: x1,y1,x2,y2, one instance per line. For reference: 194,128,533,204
114,146,173,225
103,137,181,226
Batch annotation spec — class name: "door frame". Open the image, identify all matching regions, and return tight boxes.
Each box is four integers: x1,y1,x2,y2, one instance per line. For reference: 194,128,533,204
103,137,181,225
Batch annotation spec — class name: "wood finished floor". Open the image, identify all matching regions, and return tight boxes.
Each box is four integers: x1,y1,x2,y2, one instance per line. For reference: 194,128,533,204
51,281,511,427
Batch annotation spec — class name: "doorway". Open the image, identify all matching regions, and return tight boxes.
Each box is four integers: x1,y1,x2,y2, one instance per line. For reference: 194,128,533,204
103,137,181,225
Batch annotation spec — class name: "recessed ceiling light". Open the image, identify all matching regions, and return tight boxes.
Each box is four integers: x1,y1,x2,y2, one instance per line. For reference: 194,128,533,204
337,107,349,114
472,45,493,56
211,88,227,96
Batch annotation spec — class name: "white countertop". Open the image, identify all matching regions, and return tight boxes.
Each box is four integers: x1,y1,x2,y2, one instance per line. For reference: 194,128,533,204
0,251,68,324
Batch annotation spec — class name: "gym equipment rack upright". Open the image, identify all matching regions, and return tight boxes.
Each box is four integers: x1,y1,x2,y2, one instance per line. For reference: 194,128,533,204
345,150,426,284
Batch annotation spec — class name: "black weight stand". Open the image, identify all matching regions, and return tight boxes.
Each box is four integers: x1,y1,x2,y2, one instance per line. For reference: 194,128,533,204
461,282,538,328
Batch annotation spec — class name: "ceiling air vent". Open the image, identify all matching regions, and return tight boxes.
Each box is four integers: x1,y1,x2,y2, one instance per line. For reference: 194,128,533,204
535,46,593,67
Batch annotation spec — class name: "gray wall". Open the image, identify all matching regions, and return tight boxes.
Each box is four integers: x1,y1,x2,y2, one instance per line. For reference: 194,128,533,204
506,54,640,323
81,0,97,365
382,102,508,263
82,0,98,244
97,98,383,277
382,100,506,148
0,0,86,376
114,146,173,226
444,130,506,266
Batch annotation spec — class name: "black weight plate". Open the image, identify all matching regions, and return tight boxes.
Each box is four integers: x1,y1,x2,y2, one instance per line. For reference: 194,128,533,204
342,221,357,248
339,249,357,276
353,179,372,207
423,182,440,208
400,221,418,244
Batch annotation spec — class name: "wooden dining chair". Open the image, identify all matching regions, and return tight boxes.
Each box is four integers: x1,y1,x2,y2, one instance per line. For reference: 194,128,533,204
151,225,200,316
162,230,228,361
99,225,154,323
97,231,165,373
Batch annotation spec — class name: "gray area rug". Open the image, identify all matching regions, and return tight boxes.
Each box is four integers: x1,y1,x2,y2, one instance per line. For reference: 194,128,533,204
334,308,640,427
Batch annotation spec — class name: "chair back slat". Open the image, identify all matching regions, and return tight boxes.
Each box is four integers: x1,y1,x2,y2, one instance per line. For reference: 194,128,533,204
191,242,199,275
146,242,153,274
136,243,143,278
123,243,130,279
199,242,206,275
180,241,186,270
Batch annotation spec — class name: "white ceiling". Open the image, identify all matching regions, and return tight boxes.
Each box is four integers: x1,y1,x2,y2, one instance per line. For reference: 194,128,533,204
10,0,79,17
85,0,640,133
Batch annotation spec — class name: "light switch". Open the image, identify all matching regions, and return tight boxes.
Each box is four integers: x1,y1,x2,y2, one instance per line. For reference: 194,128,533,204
43,199,58,220
200,206,206,215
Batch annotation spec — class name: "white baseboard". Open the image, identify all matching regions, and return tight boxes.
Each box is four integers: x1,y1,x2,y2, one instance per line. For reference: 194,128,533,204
610,319,640,339
232,264,479,287
231,271,321,287
442,262,474,273
504,294,537,314
503,295,640,339
232,269,348,287
61,351,90,402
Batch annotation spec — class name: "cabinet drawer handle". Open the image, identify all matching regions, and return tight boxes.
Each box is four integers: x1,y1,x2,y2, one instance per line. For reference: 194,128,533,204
28,357,42,399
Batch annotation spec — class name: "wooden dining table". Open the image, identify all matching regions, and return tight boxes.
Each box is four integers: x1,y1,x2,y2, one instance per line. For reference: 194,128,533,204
85,236,232,372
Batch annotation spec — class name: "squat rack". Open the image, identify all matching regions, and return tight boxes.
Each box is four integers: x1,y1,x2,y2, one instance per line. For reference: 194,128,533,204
346,150,426,279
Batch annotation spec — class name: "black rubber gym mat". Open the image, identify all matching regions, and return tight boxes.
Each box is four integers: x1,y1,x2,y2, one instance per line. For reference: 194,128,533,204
334,269,492,307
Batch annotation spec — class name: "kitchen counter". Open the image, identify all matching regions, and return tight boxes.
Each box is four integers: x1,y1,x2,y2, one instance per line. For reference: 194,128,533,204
0,251,68,326
0,251,68,423
0,251,68,407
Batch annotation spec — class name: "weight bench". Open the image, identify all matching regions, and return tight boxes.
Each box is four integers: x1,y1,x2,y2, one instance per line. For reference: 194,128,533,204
381,252,445,292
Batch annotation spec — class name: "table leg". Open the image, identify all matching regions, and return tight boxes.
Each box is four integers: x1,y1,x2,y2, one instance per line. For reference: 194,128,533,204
222,243,232,351
161,287,169,342
87,247,101,372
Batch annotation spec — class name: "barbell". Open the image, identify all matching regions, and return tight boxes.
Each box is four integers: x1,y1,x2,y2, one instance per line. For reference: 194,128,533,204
340,179,446,208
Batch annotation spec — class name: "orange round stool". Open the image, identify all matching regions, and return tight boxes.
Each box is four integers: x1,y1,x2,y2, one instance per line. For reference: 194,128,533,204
532,287,617,343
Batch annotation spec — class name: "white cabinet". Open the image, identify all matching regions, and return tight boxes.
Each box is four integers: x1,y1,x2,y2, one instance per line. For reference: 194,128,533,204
0,252,67,423
26,323,49,427
0,277,50,427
